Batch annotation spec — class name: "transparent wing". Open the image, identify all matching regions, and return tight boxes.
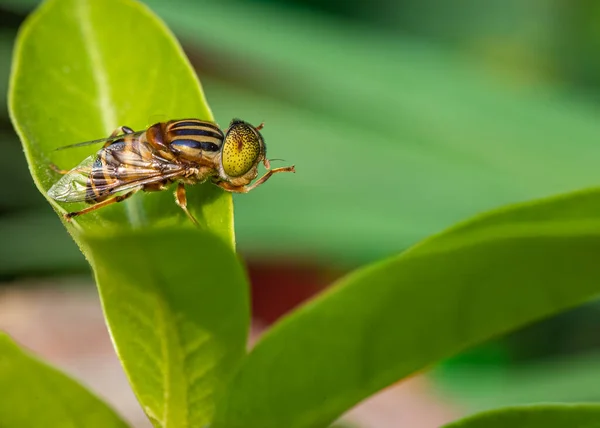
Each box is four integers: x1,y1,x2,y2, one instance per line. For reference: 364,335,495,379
48,155,95,202
48,145,184,203
53,131,145,151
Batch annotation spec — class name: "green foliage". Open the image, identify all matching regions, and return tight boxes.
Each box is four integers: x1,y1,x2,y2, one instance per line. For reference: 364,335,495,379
214,188,600,428
146,0,600,263
0,333,130,428
434,348,600,412
444,404,600,428
8,0,249,426
9,0,228,234
6,1,600,428
4,0,600,270
90,229,249,427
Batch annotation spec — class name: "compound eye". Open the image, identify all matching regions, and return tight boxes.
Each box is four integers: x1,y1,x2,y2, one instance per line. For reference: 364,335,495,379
222,122,262,177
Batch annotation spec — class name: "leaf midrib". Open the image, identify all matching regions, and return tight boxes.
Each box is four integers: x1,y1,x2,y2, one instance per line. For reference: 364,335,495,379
157,288,183,428
74,0,115,134
74,0,144,227
151,269,192,428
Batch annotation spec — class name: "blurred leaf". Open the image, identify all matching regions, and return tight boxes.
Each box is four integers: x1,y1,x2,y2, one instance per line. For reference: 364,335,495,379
434,348,600,413
7,0,600,267
0,0,37,12
0,130,47,211
0,333,130,428
0,210,85,275
9,0,249,426
156,0,600,264
0,31,14,117
214,188,600,428
443,404,600,428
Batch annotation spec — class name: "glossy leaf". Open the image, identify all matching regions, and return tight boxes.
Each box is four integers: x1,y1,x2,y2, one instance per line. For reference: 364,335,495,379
0,333,130,428
89,228,249,427
444,404,600,428
9,0,249,426
214,188,600,428
9,0,230,236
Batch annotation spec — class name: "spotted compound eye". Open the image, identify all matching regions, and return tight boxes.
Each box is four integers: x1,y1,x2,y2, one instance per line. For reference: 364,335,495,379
221,120,262,177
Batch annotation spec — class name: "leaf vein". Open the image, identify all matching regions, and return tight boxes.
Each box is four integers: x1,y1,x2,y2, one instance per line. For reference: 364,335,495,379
75,0,117,134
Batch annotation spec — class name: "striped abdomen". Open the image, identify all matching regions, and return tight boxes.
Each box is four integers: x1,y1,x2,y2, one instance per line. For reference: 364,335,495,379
164,119,224,158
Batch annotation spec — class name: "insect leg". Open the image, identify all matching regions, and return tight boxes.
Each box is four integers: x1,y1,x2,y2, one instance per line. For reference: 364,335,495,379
174,182,199,226
49,162,92,175
49,163,71,175
214,165,295,193
103,126,135,148
109,126,134,138
64,189,139,221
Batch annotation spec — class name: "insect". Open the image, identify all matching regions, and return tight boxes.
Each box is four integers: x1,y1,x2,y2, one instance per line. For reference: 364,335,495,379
47,118,295,225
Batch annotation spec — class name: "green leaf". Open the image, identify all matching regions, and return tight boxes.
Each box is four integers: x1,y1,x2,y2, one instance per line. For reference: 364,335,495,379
214,188,600,428
0,333,130,428
89,228,249,427
9,0,249,426
443,404,600,428
9,0,230,236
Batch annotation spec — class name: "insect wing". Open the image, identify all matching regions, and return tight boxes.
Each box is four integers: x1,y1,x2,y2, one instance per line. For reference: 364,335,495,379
48,145,184,203
53,131,146,151
47,155,95,202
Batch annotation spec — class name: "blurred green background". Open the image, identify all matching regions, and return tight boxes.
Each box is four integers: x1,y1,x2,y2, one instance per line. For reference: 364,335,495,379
2,0,600,421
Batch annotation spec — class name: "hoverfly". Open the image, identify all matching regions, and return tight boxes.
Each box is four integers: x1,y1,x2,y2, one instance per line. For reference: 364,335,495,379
47,118,295,225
